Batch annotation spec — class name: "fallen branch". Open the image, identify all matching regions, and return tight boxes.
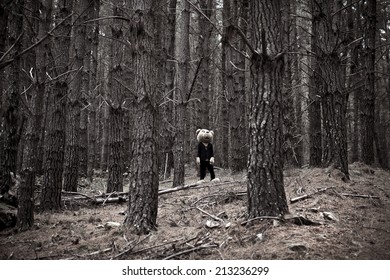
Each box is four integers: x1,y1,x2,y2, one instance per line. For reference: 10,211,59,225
102,191,117,206
290,186,334,203
196,207,224,223
62,191,95,201
93,196,127,205
111,233,153,259
158,183,199,195
341,193,380,199
61,180,244,205
163,243,218,260
94,191,128,198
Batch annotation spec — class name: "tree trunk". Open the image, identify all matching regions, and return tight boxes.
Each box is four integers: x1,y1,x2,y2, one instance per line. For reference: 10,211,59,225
315,0,349,178
126,0,159,234
17,0,52,230
223,0,248,173
106,3,125,193
0,3,7,188
308,2,322,167
87,0,100,181
1,1,22,196
247,0,288,218
361,0,376,165
172,0,190,187
63,0,89,191
159,0,176,179
106,107,123,193
41,0,73,211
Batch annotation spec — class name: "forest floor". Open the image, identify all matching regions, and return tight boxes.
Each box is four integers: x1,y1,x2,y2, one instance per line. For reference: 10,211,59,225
0,162,389,260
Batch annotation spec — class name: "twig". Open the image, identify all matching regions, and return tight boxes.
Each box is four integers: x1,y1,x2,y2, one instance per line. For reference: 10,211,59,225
196,207,224,223
341,193,380,199
158,183,199,195
241,216,284,226
163,243,218,260
103,191,117,206
290,186,334,203
76,247,112,259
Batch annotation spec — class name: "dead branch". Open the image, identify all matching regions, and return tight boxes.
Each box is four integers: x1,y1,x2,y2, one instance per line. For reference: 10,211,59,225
94,191,128,198
93,197,126,205
61,180,244,205
196,207,224,223
111,234,153,259
62,191,95,201
102,191,117,206
163,243,218,260
290,186,334,203
74,247,112,259
341,193,380,199
0,13,74,70
158,183,199,195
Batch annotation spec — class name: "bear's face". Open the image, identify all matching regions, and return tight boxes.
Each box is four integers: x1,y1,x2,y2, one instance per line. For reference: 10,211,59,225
196,129,214,143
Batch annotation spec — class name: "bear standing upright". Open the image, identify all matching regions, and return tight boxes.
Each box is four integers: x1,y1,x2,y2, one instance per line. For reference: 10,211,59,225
196,129,218,182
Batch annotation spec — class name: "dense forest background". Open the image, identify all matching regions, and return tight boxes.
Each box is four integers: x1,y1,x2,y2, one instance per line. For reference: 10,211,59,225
0,0,389,235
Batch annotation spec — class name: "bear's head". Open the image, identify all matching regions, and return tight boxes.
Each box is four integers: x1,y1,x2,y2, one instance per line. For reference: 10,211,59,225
196,129,214,144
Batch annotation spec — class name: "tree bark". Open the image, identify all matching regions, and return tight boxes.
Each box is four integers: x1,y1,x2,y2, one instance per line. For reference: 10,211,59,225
87,0,100,181
41,0,73,211
361,0,376,165
106,3,125,193
0,3,7,186
247,0,288,218
63,0,89,191
308,1,322,167
0,1,22,196
315,0,349,178
17,0,52,230
172,0,190,187
126,0,160,234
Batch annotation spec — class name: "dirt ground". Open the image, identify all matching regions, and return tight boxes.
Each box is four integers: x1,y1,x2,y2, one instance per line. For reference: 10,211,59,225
1,162,389,260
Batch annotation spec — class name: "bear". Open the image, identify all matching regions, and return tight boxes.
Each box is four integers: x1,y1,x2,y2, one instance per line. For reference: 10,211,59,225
196,129,220,183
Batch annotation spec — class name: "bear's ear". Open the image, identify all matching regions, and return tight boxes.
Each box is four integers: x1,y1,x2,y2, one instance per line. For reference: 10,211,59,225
196,129,201,135
210,130,214,136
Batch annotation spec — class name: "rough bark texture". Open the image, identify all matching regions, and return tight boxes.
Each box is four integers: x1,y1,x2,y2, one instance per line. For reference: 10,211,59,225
63,0,89,192
1,1,22,196
126,0,159,234
314,0,349,178
223,0,248,173
172,0,190,187
361,0,376,165
106,3,125,193
247,0,288,218
0,3,7,188
41,0,73,211
17,0,52,230
308,2,322,167
106,107,123,193
87,0,100,181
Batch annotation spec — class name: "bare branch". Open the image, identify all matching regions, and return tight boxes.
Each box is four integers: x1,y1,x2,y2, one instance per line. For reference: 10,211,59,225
0,12,74,70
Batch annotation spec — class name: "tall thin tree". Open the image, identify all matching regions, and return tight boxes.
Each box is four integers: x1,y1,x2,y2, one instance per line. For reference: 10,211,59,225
17,0,53,230
172,0,190,187
41,0,73,211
